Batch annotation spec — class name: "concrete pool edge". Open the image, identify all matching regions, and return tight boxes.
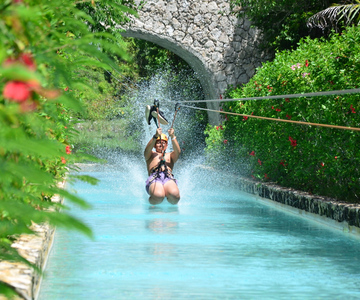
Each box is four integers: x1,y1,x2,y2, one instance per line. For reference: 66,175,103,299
231,175,360,236
0,183,64,300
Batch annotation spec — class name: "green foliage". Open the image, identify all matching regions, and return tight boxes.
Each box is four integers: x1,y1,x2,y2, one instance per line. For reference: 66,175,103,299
206,26,360,202
230,0,332,50
0,0,134,294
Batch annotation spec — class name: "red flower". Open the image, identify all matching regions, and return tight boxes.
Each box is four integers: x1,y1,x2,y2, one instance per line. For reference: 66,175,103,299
20,53,36,71
288,136,297,147
321,162,325,167
219,125,223,130
271,106,274,109
223,140,228,144
3,81,31,103
285,98,290,102
4,53,36,71
286,114,291,119
258,159,262,165
216,126,220,130
264,173,268,179
335,156,338,160
243,116,248,121
65,145,71,154
249,151,255,156
64,87,69,91
61,157,66,164
350,105,356,113
275,108,281,112
305,60,309,67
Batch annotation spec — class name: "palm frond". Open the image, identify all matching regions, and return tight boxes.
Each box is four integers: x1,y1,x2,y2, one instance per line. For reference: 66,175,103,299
307,2,360,30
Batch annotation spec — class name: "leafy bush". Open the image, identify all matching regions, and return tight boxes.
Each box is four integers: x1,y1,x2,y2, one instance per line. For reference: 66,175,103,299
0,0,134,297
230,0,331,50
206,26,360,202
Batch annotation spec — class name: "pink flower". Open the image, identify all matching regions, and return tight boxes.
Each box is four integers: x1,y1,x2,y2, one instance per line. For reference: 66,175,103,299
223,140,228,144
3,81,31,103
64,87,69,91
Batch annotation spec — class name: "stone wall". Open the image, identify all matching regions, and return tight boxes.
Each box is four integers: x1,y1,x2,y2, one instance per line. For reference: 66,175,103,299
0,185,63,300
232,176,360,234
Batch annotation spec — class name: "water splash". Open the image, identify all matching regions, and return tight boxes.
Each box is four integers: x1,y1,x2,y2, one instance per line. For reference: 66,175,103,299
89,67,216,204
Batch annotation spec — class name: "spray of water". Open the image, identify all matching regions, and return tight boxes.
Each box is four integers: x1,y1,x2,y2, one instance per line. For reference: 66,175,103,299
88,67,223,204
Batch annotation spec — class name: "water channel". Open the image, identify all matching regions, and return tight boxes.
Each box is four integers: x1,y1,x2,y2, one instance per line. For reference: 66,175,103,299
38,161,360,300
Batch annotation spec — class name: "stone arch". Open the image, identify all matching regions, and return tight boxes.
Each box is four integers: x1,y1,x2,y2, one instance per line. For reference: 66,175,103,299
120,0,271,124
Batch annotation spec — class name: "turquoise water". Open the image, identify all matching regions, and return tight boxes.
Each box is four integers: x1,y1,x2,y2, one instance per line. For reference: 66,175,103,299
38,164,360,300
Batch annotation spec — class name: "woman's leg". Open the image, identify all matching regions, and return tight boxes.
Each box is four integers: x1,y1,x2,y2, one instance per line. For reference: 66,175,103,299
149,182,165,205
164,180,180,204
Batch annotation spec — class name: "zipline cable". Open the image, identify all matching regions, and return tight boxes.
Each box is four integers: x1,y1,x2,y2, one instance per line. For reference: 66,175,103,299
164,88,360,104
179,104,360,132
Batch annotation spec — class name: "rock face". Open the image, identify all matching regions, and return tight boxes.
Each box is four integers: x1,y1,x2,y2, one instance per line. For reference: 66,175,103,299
121,0,272,124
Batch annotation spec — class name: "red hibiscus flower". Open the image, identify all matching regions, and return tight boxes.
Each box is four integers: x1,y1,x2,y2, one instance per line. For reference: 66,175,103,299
3,81,31,103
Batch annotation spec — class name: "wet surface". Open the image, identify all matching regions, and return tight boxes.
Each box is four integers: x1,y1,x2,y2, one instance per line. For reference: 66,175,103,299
39,167,360,299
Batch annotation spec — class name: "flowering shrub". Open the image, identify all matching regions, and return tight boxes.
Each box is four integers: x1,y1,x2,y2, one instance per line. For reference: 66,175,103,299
206,26,360,202
0,0,134,296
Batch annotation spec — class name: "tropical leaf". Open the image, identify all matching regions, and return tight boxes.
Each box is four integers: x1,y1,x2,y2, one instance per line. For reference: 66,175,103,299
307,2,360,30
